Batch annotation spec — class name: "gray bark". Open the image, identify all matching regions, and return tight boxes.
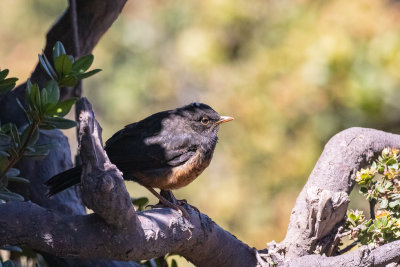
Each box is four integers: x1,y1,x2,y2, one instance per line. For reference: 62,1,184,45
2,0,400,266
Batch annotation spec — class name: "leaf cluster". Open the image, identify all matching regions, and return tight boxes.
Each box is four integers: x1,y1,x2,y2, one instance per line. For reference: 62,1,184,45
0,41,100,203
39,41,101,87
0,69,18,97
345,147,400,246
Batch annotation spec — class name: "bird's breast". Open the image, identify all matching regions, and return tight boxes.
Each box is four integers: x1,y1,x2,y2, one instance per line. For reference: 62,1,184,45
129,149,212,190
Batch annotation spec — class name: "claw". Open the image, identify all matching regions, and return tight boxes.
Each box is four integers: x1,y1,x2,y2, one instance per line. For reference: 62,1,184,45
145,187,190,219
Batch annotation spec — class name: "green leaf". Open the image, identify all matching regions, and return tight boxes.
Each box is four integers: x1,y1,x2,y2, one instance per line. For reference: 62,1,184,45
380,199,389,209
58,74,78,87
1,123,12,133
15,98,30,123
45,80,60,104
29,83,41,111
385,182,393,189
72,54,94,72
0,69,9,80
42,116,77,129
46,98,77,117
0,78,18,95
6,168,20,177
0,190,24,202
20,125,39,148
41,88,48,106
38,54,57,80
77,69,102,80
0,134,11,146
0,151,9,157
10,124,21,148
24,142,58,158
52,41,66,61
23,148,49,158
389,162,398,170
38,123,56,130
54,54,72,77
7,176,29,184
0,156,8,173
389,200,400,208
376,183,385,193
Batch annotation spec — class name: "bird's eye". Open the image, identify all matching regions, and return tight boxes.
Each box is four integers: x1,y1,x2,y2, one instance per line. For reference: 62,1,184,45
200,117,210,125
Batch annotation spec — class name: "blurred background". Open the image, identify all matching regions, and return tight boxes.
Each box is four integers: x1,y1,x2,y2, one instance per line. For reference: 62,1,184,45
2,0,400,264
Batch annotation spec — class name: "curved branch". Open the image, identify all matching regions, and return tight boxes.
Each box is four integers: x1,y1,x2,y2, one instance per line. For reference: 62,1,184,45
286,240,400,267
0,202,258,266
76,98,137,228
280,127,400,257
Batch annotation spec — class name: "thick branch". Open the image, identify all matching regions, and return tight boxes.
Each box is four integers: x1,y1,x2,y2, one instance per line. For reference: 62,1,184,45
286,240,400,267
76,98,137,228
0,201,258,266
280,127,400,258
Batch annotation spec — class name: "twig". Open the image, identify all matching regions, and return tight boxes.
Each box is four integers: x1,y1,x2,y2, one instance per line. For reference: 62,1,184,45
370,198,376,220
337,241,358,254
68,0,82,98
68,0,83,164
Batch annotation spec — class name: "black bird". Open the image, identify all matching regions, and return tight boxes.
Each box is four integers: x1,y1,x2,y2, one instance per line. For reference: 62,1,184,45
45,103,233,216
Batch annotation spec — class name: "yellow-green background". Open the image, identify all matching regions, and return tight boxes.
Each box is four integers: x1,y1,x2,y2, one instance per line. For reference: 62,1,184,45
2,0,400,264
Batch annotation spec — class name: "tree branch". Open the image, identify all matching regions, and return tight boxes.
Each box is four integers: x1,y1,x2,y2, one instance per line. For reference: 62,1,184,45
286,240,400,267
278,127,400,258
76,98,137,228
0,97,260,266
0,196,258,266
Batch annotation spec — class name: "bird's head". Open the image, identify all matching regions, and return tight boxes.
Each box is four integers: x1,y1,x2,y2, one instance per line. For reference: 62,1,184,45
173,102,234,136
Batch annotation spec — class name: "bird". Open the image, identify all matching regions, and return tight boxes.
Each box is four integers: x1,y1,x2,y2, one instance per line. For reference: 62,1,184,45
45,102,233,217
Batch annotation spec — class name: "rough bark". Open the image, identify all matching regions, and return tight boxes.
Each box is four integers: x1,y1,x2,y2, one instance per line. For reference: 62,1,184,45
0,98,259,267
4,98,400,266
0,0,130,266
279,127,400,259
2,0,400,266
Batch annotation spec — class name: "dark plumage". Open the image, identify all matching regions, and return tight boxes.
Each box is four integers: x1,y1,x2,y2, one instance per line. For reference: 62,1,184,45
45,103,233,215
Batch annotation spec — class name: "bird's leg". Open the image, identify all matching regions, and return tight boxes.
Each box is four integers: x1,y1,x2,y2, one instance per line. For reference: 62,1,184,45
145,186,189,219
160,189,199,213
160,189,179,204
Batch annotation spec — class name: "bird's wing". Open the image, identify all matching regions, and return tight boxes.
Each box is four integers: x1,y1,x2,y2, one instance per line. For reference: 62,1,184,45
104,122,196,173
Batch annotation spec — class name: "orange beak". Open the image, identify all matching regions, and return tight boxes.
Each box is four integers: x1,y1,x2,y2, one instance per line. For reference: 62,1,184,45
216,116,234,125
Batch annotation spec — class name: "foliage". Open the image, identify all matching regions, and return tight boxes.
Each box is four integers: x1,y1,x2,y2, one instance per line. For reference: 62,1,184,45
0,41,99,203
39,41,101,87
345,148,400,246
0,41,100,266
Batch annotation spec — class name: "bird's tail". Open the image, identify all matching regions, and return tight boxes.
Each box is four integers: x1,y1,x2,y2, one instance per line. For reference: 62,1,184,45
45,166,82,197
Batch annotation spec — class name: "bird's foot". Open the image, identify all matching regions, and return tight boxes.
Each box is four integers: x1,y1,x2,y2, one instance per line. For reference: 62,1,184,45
160,190,199,212
177,199,199,213
147,199,189,219
145,187,190,219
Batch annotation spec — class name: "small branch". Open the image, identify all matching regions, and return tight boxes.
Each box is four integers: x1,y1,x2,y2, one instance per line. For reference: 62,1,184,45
68,0,80,58
370,199,376,220
338,241,358,255
68,0,83,99
0,121,40,184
